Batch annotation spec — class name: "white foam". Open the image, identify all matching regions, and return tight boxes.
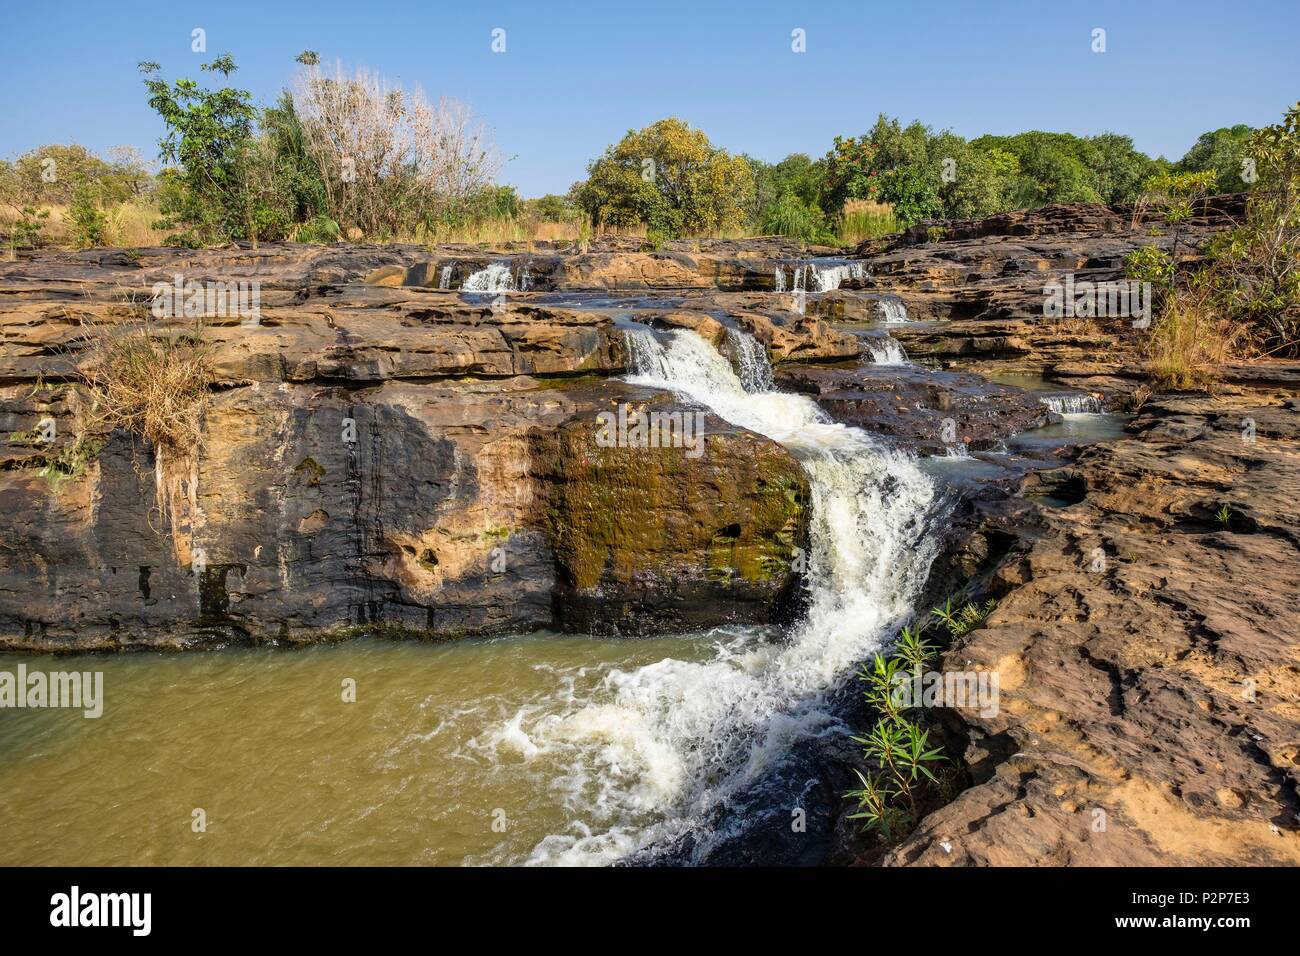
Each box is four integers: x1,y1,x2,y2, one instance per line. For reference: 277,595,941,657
501,326,939,865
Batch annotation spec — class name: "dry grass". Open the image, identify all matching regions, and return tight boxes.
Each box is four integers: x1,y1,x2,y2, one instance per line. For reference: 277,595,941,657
1,200,167,249
1146,285,1250,391
839,199,900,244
76,320,211,459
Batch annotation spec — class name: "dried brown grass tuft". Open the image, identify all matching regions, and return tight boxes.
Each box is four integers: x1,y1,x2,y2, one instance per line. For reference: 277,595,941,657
76,320,211,458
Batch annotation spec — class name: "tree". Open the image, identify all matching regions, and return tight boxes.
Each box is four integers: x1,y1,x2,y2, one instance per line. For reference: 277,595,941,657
1177,125,1256,192
1207,104,1300,350
292,60,500,237
140,55,261,245
574,118,754,237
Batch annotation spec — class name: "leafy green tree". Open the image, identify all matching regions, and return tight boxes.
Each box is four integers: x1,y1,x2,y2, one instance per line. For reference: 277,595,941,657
1206,103,1300,349
822,134,881,213
1176,125,1256,192
574,118,754,236
140,55,262,245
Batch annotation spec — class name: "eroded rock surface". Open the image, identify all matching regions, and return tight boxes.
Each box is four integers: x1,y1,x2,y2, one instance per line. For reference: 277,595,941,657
0,244,823,648
875,396,1300,866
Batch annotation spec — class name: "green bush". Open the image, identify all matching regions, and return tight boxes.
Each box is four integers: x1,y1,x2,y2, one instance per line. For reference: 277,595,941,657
1124,245,1174,289
295,215,341,243
66,184,108,247
845,625,949,841
759,191,830,241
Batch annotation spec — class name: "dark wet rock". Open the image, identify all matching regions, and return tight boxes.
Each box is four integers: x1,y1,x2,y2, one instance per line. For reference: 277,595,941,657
775,361,1049,453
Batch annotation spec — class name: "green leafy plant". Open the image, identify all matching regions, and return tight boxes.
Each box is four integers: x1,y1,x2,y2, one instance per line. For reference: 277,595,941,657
1215,504,1232,527
1124,245,1174,290
66,183,109,247
931,596,997,640
10,206,49,250
845,623,949,841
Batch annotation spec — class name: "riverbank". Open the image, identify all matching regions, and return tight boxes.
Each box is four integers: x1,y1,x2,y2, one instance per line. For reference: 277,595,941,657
2,198,1296,866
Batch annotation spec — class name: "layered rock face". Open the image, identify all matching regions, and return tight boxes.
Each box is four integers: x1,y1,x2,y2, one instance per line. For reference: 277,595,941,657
853,195,1247,374
0,244,822,649
879,397,1300,866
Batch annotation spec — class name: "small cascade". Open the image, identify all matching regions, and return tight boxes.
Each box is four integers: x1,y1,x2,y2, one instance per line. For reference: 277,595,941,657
438,264,455,289
620,324,669,378
811,261,867,292
789,265,809,314
725,327,775,392
876,298,909,323
774,267,786,293
1042,394,1103,415
943,444,972,459
463,262,514,293
863,335,908,366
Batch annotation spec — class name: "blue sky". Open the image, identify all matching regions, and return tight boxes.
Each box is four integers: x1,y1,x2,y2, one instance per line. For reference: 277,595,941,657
1,0,1296,197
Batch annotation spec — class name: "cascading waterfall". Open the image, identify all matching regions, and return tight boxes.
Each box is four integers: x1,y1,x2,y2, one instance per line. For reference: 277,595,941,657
725,327,775,392
876,298,909,323
438,264,455,289
496,323,940,865
1042,394,1103,415
463,262,514,293
811,261,867,292
863,335,908,366
774,267,786,293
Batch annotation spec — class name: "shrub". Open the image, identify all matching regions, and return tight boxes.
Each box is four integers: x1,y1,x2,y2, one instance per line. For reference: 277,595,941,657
845,625,949,841
66,184,108,247
1146,280,1246,390
1205,102,1300,352
760,191,829,241
295,215,341,243
1123,245,1174,289
76,322,211,461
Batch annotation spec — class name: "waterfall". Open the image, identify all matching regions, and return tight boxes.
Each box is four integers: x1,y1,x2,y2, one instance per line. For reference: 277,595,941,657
863,335,908,366
725,327,775,392
508,324,940,865
774,267,786,293
811,261,866,292
463,262,514,293
620,323,669,378
876,298,909,323
1042,394,1103,415
438,264,455,289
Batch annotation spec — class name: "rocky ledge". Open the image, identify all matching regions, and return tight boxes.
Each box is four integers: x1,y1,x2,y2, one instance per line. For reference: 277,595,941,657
0,243,835,649
864,394,1300,866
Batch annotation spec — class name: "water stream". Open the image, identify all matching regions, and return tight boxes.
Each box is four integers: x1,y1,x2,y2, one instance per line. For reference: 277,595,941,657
0,327,943,867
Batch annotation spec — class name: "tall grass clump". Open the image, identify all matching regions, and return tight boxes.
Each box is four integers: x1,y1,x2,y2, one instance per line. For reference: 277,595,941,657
77,321,211,461
838,199,900,244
